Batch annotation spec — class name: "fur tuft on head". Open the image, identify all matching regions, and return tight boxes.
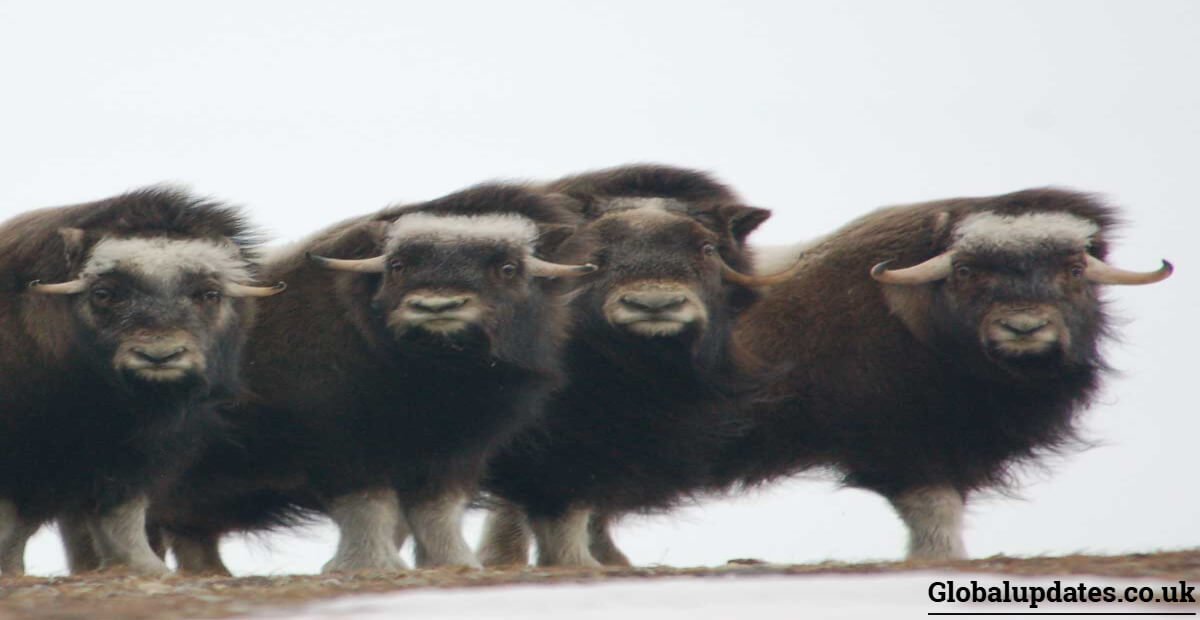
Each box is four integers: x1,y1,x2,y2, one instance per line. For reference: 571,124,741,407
951,211,1100,254
546,164,740,214
83,237,253,284
384,213,541,253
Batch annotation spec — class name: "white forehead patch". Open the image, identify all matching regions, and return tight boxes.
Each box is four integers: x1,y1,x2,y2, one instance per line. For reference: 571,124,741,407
603,196,683,212
951,212,1099,254
600,198,690,230
384,212,540,252
83,237,252,285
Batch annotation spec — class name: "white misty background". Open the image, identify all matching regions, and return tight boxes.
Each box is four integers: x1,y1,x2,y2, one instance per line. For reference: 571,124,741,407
0,1,1195,575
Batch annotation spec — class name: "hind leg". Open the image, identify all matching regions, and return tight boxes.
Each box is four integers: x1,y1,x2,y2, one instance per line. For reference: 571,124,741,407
172,532,232,576
323,488,407,573
588,512,632,567
887,485,967,560
478,499,532,567
530,507,601,568
88,495,171,575
405,488,480,569
0,499,40,576
59,513,102,573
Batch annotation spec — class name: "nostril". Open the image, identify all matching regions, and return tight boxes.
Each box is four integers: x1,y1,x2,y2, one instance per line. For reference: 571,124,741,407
999,319,1049,335
132,346,187,364
619,295,655,312
409,296,470,313
620,293,688,312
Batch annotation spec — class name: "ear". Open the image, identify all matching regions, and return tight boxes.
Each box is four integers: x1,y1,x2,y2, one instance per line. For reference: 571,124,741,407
349,219,391,253
57,228,87,272
541,192,588,219
928,211,954,249
318,219,391,261
561,192,601,219
534,224,577,256
721,205,772,245
363,220,390,246
932,211,951,234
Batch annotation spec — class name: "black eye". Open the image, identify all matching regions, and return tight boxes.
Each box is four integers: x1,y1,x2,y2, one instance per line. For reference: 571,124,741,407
701,243,717,257
90,288,114,305
200,290,222,303
1069,263,1085,279
500,263,518,278
954,265,972,279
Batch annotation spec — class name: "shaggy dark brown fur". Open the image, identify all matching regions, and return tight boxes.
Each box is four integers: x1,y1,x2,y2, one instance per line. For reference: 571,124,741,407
582,188,1156,564
0,188,261,573
481,165,777,565
151,183,586,572
720,188,1120,496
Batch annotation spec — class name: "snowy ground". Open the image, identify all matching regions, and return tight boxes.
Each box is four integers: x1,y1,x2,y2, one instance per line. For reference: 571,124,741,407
251,574,1195,620
4,553,1196,620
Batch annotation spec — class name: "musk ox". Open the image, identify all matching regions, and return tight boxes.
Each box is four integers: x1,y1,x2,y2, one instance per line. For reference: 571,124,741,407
587,187,1171,563
477,165,795,567
150,183,594,574
0,188,281,575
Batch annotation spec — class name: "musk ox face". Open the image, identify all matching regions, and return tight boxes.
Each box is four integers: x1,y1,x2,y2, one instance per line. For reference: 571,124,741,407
873,210,1171,377
377,239,533,347
585,204,723,341
561,198,776,345
309,212,594,355
935,250,1100,368
29,233,282,392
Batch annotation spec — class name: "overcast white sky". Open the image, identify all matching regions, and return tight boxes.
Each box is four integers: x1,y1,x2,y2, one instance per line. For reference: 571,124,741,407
2,1,1196,575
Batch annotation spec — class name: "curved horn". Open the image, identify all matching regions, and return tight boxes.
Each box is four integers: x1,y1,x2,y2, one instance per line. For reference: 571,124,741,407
870,251,955,285
226,281,288,297
27,279,89,295
720,258,801,288
306,253,387,273
1085,254,1173,285
527,256,597,278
